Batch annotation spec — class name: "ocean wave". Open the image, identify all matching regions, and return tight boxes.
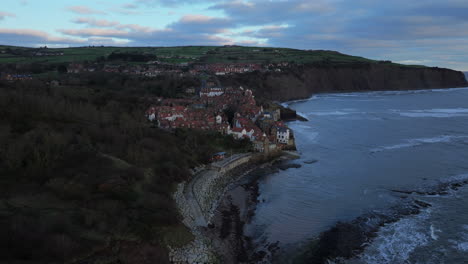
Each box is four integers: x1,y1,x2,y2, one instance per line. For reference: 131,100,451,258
357,211,431,264
283,87,468,107
306,110,368,116
440,173,468,184
400,112,468,118
370,135,465,153
449,226,468,253
307,111,352,116
393,108,468,118
281,95,319,107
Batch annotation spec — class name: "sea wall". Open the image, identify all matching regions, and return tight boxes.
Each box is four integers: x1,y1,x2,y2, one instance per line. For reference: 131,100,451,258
220,64,468,101
195,154,252,220
170,154,255,263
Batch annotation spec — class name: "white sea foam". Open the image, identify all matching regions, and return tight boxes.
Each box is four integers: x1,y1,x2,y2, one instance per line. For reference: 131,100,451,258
396,108,468,118
456,242,468,252
282,95,319,107
293,124,313,129
282,87,468,107
306,109,370,116
296,111,309,118
370,135,467,153
449,236,468,252
307,111,352,116
430,225,441,240
357,211,431,263
440,173,468,184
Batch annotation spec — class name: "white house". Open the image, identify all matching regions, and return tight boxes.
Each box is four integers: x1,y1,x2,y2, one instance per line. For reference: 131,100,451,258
276,127,290,144
216,114,223,124
148,113,156,121
228,127,255,140
200,87,224,97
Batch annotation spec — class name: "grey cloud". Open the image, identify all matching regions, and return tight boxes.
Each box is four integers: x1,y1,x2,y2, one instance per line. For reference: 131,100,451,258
72,17,120,27
210,0,334,26
0,11,16,20
60,14,235,46
0,28,84,46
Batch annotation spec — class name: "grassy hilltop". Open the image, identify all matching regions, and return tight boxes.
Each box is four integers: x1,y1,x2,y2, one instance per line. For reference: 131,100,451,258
0,45,385,65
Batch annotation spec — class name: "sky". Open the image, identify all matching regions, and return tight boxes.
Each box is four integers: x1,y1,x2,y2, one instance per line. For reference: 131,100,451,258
1,0,468,70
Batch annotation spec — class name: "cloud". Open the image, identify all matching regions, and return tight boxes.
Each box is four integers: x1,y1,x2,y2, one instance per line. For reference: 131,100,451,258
70,17,154,33
396,60,430,65
67,6,106,15
172,15,233,33
210,0,335,26
122,3,138,9
2,0,468,69
134,0,220,7
72,17,119,27
0,28,84,46
0,11,16,20
87,37,131,46
58,28,130,38
60,13,236,46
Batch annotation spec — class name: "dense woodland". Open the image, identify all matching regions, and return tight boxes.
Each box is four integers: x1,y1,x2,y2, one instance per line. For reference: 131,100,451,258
0,73,250,263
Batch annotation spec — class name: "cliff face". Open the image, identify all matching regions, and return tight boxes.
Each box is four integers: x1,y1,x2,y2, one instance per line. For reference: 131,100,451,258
220,64,468,101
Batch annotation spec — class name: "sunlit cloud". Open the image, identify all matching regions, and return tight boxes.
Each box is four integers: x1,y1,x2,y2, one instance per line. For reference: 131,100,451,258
67,5,106,15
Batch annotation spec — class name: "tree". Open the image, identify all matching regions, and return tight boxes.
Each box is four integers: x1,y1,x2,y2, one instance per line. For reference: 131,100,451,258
57,65,67,74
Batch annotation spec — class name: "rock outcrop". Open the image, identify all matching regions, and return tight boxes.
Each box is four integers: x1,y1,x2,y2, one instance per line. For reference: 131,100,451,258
220,64,468,101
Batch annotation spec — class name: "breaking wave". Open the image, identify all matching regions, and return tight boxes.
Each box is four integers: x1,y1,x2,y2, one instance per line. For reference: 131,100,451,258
357,210,431,264
370,135,467,153
394,108,468,118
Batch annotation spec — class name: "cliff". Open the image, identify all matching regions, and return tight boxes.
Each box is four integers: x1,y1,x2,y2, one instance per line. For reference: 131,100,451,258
220,64,468,101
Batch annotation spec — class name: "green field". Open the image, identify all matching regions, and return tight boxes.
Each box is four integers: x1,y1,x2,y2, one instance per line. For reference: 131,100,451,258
0,45,427,68
0,45,378,65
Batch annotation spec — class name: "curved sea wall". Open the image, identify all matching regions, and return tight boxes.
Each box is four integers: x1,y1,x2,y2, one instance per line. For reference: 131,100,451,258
170,153,256,263
220,64,468,101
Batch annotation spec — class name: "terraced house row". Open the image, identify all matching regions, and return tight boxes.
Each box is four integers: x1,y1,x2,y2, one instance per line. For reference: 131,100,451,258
146,86,296,153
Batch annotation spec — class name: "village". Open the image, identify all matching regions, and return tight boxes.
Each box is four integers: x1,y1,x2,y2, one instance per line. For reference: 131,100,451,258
0,60,291,81
66,61,289,76
145,83,295,155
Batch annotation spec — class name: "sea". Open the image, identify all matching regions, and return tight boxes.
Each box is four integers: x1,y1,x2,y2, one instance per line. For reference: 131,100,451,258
246,87,468,263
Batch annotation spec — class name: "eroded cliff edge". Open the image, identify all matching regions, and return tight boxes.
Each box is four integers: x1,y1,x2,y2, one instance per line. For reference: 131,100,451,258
220,64,468,101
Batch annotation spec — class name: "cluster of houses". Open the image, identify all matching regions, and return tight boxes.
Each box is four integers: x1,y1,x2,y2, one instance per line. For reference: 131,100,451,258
67,63,185,77
193,63,262,75
33,51,64,57
0,74,33,81
65,61,291,77
146,86,295,153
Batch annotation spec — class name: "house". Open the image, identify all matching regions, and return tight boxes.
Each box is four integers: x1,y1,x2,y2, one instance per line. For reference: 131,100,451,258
216,114,223,124
228,126,255,141
276,127,290,144
228,127,248,139
185,87,196,94
200,87,224,97
210,152,226,162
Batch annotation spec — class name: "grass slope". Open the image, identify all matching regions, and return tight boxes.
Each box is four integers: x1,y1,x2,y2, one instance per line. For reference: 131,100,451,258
0,45,380,65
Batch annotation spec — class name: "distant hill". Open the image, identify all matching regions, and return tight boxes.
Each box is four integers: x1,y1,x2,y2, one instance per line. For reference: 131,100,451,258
0,45,415,67
464,71,468,81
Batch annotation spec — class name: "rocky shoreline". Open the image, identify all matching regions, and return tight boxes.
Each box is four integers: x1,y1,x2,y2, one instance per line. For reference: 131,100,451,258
201,156,300,263
170,151,301,263
290,175,468,264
